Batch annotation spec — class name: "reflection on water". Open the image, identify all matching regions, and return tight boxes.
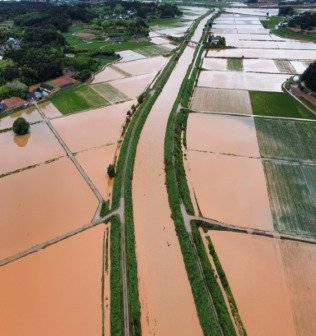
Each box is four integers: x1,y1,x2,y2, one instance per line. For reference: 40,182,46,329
14,133,30,147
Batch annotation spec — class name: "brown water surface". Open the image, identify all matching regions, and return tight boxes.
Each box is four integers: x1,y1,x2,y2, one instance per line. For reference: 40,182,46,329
0,105,42,130
39,101,62,119
0,122,65,175
187,113,260,157
131,14,213,336
76,144,117,200
114,56,168,76
0,225,106,336
51,100,134,153
0,157,98,259
187,152,273,229
111,73,156,99
209,231,296,336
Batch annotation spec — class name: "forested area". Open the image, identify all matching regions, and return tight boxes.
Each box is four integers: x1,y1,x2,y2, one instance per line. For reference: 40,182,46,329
0,1,182,100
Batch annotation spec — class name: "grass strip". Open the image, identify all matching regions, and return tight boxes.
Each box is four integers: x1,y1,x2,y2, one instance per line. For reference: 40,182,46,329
191,223,243,335
205,231,247,335
110,215,124,336
110,10,215,335
165,12,246,335
164,12,236,335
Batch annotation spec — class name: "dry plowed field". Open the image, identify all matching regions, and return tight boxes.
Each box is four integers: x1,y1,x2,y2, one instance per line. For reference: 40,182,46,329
191,87,252,115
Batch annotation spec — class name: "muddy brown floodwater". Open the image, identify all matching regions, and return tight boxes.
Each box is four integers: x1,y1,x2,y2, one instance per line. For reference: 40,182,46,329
187,113,260,157
38,101,62,119
132,14,213,336
0,157,98,259
76,144,117,200
187,151,273,230
0,225,107,336
208,231,316,336
0,122,65,175
110,73,157,99
0,105,42,131
51,100,134,153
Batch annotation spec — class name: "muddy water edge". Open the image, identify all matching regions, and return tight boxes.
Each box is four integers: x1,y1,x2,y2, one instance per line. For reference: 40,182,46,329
131,14,214,336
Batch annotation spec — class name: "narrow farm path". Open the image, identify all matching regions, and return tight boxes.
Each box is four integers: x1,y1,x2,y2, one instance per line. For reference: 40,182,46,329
35,102,104,220
131,15,213,336
0,210,116,267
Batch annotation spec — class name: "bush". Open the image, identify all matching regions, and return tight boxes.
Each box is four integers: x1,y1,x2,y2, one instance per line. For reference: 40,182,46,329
302,61,316,91
75,69,91,82
107,164,116,178
13,117,30,135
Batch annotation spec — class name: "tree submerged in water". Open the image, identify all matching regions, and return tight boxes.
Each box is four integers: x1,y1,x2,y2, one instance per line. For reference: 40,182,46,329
13,117,30,135
107,164,116,178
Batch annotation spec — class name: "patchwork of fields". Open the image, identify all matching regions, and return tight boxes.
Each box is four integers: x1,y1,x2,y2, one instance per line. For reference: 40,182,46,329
185,8,316,336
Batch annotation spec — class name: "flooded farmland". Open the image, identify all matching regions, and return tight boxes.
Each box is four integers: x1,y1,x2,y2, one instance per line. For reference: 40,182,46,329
0,157,98,259
0,105,42,130
0,225,107,336
131,14,214,336
187,151,273,230
207,231,316,336
76,144,117,200
92,65,127,84
0,122,65,175
38,101,62,119
114,56,168,76
198,70,288,92
187,113,260,157
110,73,156,99
51,100,134,153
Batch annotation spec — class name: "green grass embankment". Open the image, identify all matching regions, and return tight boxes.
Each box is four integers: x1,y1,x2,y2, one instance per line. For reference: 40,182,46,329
110,215,124,336
110,11,213,335
164,12,239,335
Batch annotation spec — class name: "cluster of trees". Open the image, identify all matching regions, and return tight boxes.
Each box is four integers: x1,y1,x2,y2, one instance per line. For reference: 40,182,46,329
92,2,182,20
278,6,295,16
101,18,149,39
0,80,28,101
301,61,316,91
1,2,93,32
288,11,316,31
3,28,65,85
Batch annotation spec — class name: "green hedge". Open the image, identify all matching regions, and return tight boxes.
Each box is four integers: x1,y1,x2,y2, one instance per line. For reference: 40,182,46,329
110,216,124,336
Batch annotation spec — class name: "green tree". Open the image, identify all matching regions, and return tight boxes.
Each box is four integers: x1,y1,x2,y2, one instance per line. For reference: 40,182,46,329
13,117,30,135
107,164,116,178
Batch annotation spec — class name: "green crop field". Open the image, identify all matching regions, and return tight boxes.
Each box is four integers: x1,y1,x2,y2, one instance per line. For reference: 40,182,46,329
135,45,171,57
227,58,243,71
255,117,316,161
250,91,316,119
92,83,129,103
51,85,109,114
264,160,316,237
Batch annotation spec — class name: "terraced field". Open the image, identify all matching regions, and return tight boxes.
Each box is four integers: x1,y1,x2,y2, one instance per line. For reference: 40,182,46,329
264,161,316,237
255,118,316,160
